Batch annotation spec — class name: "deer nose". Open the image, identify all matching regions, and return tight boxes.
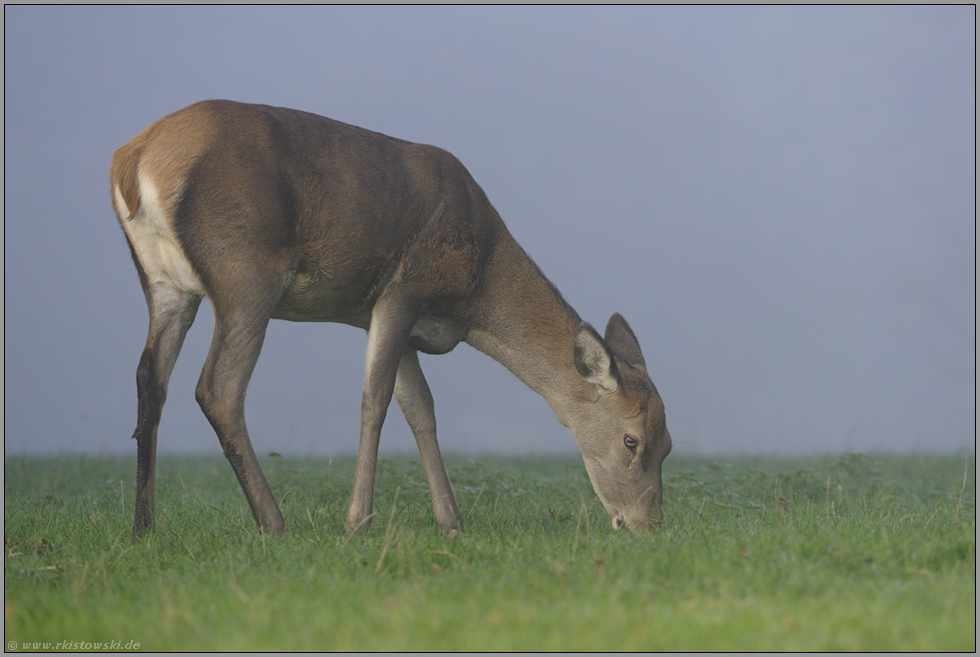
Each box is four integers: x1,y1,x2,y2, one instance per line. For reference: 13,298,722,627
611,515,626,530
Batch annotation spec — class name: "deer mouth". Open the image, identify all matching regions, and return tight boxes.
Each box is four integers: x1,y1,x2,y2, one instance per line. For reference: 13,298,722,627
609,505,661,531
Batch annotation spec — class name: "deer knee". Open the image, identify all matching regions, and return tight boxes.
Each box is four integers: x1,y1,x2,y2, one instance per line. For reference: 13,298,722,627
136,348,167,398
195,379,245,439
194,379,228,427
136,347,153,389
134,348,165,439
194,379,210,411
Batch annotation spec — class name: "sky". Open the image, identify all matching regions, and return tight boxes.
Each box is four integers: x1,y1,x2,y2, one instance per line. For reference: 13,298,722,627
3,6,975,459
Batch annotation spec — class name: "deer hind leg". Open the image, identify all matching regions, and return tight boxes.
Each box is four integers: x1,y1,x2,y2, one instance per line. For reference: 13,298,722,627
196,297,285,534
133,285,201,537
345,292,422,533
394,349,462,533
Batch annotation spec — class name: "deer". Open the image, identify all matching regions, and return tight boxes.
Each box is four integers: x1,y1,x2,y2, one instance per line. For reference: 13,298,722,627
110,100,672,539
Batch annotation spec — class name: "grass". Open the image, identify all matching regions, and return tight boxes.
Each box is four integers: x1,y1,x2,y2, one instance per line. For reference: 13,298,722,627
4,451,975,651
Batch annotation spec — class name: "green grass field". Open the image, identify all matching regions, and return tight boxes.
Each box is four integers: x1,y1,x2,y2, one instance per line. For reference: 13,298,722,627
4,452,975,651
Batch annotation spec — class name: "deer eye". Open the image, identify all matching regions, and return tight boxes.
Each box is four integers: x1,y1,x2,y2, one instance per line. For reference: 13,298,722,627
624,435,638,453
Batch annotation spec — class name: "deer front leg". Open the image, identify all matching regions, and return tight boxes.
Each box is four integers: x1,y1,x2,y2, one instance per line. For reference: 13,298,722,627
345,293,421,533
394,348,462,533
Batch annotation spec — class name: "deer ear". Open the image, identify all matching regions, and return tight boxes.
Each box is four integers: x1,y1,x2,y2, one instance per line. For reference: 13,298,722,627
574,323,619,393
604,313,646,370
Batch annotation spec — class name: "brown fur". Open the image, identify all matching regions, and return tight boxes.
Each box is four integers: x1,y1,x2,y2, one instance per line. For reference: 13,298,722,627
110,102,221,220
111,101,671,538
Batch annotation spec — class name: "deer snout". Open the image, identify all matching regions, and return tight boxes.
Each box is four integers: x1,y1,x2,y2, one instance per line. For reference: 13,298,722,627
610,510,658,531
613,487,663,531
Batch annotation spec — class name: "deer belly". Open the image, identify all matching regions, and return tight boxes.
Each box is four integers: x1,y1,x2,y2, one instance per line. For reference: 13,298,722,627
407,315,466,355
272,271,377,325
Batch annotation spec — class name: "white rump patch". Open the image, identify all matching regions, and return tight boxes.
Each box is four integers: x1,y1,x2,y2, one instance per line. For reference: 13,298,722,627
117,174,205,296
112,185,131,220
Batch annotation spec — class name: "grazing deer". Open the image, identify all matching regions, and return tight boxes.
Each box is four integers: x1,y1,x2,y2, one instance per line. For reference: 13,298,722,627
110,100,671,537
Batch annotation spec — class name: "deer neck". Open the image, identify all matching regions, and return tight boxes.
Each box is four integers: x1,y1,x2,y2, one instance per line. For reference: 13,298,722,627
464,233,590,428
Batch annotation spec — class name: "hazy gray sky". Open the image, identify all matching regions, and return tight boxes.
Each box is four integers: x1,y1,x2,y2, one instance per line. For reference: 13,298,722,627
4,6,975,458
